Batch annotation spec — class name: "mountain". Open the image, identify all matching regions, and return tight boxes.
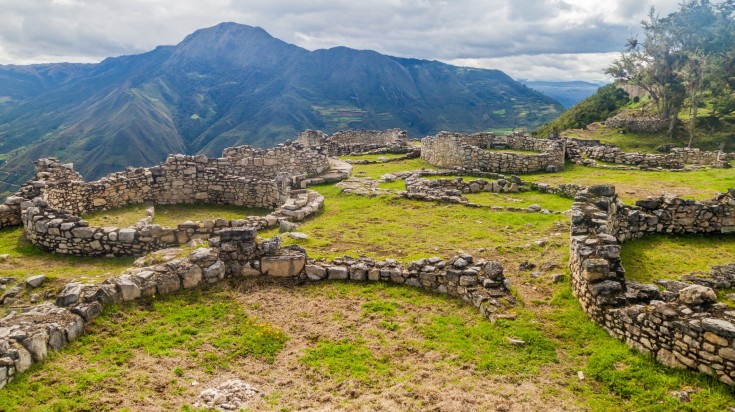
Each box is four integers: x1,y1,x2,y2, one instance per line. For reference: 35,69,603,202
522,81,603,108
0,22,564,194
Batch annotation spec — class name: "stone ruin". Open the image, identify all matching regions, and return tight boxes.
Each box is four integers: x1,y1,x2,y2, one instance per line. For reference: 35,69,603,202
420,131,566,174
297,128,412,157
0,142,330,257
571,185,735,385
568,142,732,170
0,225,515,389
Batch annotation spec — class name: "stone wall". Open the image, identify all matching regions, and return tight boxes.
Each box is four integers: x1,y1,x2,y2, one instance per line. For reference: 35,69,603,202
421,132,565,174
570,185,735,385
581,145,731,170
605,114,669,133
297,129,409,156
0,227,515,390
21,189,324,257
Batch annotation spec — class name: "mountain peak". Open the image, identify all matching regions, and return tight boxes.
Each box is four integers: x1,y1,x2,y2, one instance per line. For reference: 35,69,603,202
169,22,305,67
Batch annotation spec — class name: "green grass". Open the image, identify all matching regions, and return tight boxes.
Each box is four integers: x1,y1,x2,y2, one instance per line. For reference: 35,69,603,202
300,339,390,384
340,153,406,162
465,191,573,211
546,285,735,411
267,184,566,262
0,226,134,284
421,312,558,377
525,163,735,202
620,234,735,284
0,287,287,412
349,158,438,179
83,203,270,228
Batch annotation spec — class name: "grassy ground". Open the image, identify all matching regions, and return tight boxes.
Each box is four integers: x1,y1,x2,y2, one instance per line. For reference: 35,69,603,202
264,184,568,263
348,157,438,179
525,164,735,202
340,153,406,162
84,204,270,228
621,234,735,284
3,158,735,410
0,226,134,297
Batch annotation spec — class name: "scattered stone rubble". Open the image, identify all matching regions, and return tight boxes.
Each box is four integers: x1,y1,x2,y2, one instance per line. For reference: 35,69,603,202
570,184,735,385
195,379,263,411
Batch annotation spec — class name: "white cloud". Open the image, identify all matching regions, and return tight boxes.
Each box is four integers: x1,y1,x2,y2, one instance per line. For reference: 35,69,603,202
448,52,620,83
0,0,690,80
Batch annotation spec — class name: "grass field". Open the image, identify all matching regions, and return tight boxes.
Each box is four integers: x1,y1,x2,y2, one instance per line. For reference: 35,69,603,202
84,204,270,228
3,155,735,410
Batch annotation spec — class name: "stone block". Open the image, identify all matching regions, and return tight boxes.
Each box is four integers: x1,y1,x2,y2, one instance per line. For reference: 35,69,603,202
678,285,717,305
181,265,203,289
328,266,348,280
117,276,141,301
305,265,327,281
261,255,306,277
118,229,136,243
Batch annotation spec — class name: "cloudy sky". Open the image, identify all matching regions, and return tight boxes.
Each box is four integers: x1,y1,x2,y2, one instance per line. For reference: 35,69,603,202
0,0,682,82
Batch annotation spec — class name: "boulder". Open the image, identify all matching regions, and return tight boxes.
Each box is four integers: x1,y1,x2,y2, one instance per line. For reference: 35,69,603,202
678,285,717,305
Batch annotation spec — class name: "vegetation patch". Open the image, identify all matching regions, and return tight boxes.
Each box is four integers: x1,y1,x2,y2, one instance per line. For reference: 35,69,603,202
270,184,565,262
0,287,287,411
300,339,390,384
620,234,735,284
83,203,270,228
525,164,735,202
0,226,134,284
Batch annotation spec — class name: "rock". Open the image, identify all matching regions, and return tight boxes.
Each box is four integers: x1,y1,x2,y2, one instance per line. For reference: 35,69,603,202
26,275,47,288
526,204,541,212
202,261,226,283
507,337,525,345
453,258,468,269
288,232,309,240
305,265,327,281
551,273,564,283
261,236,281,256
117,276,141,301
260,254,306,277
118,229,136,243
181,265,203,289
702,318,735,338
0,254,9,262
328,266,348,280
55,283,83,307
279,220,297,233
518,261,536,271
678,285,717,305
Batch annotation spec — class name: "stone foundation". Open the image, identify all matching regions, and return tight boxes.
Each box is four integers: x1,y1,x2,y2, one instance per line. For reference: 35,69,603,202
0,229,515,390
421,131,565,174
570,185,735,385
297,129,410,156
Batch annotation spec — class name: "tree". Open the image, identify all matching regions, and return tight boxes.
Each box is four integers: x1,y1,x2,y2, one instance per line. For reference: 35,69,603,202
606,1,735,142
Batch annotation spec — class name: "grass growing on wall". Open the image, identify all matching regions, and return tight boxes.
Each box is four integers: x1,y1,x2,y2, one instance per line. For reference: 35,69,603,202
83,203,271,228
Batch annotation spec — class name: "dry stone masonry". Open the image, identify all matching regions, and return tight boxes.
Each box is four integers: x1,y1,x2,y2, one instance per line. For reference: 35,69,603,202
297,128,411,156
0,142,330,257
421,131,566,174
570,185,735,385
0,226,515,389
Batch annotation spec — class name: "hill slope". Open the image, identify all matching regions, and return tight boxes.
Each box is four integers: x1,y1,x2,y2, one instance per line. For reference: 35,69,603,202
0,22,563,194
523,81,602,108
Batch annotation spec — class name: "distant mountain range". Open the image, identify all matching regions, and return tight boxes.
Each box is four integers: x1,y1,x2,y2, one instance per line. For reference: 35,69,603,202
0,22,564,194
523,81,603,108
